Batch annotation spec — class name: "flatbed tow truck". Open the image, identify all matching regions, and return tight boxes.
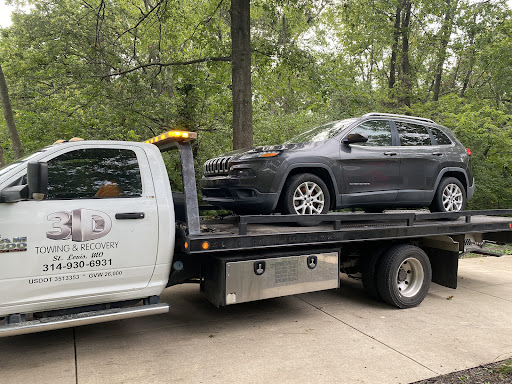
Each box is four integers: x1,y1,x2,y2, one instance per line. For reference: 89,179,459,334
0,131,511,337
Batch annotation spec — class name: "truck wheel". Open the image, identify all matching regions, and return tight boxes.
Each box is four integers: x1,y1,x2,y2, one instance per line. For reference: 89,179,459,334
376,244,432,309
281,173,330,215
430,177,466,213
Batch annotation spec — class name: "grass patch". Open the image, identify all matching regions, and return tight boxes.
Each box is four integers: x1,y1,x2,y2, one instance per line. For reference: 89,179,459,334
498,359,512,375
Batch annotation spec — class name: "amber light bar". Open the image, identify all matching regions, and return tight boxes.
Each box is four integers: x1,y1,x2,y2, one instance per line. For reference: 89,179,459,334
145,130,197,146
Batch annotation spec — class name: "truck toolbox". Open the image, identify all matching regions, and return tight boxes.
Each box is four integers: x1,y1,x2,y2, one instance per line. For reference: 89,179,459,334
204,250,339,307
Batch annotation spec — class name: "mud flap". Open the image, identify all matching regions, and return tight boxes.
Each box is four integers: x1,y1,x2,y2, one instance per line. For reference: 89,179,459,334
425,248,459,289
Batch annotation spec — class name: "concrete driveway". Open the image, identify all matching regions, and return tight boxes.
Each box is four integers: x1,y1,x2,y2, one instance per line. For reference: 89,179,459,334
1,255,511,384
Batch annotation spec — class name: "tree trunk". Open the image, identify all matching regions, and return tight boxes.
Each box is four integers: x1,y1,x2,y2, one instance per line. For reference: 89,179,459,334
0,63,24,159
0,143,5,167
433,0,456,101
388,4,402,89
231,0,253,150
399,0,412,106
460,14,477,98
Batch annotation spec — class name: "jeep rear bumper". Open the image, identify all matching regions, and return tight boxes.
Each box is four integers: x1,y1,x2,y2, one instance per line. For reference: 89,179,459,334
467,178,476,200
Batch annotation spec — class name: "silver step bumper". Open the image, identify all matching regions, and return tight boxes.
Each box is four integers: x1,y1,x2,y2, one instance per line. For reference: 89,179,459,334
0,303,169,337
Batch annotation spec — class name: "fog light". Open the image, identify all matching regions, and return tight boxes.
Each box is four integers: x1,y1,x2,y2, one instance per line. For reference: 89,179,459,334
230,168,255,178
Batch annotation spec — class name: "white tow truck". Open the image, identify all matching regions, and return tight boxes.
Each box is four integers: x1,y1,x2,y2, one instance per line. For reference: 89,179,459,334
1,131,511,337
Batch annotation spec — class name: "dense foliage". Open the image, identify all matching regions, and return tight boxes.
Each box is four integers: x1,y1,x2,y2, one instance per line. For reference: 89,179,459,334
0,0,511,208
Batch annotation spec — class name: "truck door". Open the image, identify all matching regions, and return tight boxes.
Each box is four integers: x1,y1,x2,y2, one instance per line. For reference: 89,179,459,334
0,144,159,310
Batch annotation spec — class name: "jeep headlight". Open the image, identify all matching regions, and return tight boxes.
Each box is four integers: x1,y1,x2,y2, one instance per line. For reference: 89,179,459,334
238,151,281,160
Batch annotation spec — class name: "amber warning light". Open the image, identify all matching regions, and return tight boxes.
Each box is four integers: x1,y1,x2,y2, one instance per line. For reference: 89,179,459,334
145,130,197,147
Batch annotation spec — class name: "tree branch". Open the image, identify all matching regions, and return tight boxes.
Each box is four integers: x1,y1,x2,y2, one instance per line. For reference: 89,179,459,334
101,56,232,78
116,0,167,42
179,0,225,51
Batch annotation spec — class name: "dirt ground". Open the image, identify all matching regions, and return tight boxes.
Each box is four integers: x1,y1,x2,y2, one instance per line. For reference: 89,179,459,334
412,359,512,383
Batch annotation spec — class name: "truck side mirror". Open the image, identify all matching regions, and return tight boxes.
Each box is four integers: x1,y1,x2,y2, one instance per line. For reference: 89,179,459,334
27,162,48,200
343,133,368,145
0,185,28,202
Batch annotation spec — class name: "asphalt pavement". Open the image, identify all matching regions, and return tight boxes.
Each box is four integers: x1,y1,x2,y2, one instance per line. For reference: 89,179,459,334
1,255,511,384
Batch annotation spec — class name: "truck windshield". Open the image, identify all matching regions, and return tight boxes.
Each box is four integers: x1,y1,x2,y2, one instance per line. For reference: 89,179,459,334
0,150,44,177
285,118,357,144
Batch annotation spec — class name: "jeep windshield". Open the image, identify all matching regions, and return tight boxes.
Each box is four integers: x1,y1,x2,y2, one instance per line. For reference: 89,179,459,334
285,118,357,144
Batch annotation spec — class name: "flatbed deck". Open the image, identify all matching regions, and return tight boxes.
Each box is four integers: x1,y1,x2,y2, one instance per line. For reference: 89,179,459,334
181,210,512,254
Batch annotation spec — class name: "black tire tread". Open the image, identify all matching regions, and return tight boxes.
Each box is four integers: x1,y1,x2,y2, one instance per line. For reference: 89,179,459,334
376,244,432,309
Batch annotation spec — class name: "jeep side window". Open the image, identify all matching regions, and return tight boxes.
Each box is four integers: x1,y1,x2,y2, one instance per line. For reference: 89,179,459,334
396,122,432,146
349,120,392,146
430,127,452,145
47,148,142,199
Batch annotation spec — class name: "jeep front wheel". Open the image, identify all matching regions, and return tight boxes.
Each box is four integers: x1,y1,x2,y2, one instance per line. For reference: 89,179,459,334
281,173,330,215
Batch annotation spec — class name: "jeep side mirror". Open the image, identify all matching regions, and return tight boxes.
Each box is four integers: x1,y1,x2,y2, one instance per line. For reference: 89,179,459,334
343,133,368,145
27,162,48,200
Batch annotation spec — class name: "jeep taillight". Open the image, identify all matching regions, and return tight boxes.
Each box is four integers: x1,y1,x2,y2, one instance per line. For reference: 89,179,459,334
466,148,472,156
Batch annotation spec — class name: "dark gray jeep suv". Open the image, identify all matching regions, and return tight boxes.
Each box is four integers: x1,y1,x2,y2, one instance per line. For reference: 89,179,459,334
201,113,475,215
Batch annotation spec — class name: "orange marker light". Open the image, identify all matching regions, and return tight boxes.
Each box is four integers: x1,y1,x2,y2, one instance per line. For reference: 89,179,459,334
202,242,210,250
260,152,280,158
184,241,189,249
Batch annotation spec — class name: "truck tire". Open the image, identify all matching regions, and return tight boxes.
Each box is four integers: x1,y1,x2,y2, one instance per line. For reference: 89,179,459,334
430,177,466,213
376,244,432,309
281,173,330,215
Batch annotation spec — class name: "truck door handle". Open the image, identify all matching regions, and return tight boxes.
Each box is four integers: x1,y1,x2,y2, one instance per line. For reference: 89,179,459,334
384,152,398,156
432,152,443,156
115,212,145,220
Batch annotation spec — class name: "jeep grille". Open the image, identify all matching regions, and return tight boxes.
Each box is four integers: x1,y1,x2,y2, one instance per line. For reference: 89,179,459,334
203,156,232,176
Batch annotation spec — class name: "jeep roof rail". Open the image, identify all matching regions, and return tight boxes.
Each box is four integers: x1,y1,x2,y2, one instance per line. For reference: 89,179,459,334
362,112,436,124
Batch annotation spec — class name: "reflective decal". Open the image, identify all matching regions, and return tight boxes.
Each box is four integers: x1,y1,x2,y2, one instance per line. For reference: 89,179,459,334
0,235,28,253
47,209,112,242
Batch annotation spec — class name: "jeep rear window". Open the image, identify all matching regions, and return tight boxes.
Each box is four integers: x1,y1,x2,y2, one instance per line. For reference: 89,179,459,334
430,127,452,145
396,122,432,146
286,118,357,144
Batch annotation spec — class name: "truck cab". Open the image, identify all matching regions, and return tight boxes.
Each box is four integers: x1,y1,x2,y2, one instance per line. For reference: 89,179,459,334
0,140,174,319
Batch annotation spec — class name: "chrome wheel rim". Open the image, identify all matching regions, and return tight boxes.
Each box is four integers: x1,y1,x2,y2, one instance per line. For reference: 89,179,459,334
442,183,463,212
396,258,424,298
292,181,325,214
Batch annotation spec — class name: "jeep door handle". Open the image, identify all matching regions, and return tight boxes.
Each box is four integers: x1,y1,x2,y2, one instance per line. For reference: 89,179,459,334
115,212,145,220
383,152,398,156
432,152,443,156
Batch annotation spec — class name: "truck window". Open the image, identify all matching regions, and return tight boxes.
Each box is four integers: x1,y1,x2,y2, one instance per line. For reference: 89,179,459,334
47,148,143,199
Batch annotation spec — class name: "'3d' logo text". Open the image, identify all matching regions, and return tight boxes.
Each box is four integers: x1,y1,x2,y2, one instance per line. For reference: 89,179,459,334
47,209,112,242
